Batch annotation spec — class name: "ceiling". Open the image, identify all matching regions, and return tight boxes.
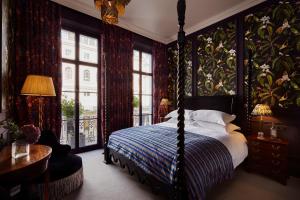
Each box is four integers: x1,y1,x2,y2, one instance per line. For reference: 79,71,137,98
52,0,265,44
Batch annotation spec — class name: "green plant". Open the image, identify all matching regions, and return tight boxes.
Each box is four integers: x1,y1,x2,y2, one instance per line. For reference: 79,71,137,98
133,96,139,108
0,119,22,142
61,99,84,119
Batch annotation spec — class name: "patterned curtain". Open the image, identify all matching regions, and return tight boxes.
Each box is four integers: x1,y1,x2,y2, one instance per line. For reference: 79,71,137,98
103,25,133,133
153,42,168,123
7,0,62,138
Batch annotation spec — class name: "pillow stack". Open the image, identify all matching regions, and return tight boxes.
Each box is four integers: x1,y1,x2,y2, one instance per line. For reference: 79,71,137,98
164,109,240,134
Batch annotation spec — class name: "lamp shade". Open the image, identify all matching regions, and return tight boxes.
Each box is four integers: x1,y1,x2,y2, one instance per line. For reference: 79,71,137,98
251,104,272,116
160,98,171,106
21,75,56,96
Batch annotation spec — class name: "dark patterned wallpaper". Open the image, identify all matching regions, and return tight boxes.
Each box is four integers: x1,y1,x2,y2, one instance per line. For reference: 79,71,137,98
245,1,300,108
167,0,300,109
196,21,237,96
167,40,192,104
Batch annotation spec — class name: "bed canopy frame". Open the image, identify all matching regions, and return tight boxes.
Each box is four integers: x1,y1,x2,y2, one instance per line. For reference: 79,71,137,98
104,0,253,199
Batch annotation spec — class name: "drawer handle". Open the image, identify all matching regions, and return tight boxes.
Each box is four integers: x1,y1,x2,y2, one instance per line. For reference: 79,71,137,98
252,155,260,160
272,153,281,158
272,169,281,174
252,142,260,146
272,145,281,150
272,160,281,166
252,148,260,153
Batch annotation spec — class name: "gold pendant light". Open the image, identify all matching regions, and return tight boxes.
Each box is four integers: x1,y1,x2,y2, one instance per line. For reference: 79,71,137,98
94,0,131,25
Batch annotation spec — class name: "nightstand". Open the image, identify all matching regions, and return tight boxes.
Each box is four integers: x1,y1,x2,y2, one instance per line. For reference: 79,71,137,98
246,135,289,184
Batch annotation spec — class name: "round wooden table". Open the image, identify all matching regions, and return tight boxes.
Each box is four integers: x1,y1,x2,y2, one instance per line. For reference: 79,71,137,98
0,144,52,184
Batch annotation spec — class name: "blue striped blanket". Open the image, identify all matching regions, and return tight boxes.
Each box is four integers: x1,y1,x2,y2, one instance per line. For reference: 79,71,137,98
108,125,234,200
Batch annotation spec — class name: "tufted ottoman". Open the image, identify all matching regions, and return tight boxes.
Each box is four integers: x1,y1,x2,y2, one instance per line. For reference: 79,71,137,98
36,154,83,200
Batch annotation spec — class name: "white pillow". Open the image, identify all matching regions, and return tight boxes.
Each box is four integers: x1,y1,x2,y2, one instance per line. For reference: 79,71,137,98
191,120,241,134
165,109,193,120
226,123,241,133
166,118,194,125
191,110,236,126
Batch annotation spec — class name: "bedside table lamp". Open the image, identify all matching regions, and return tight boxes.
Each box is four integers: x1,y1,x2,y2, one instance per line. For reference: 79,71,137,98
251,104,272,138
21,75,56,129
159,98,171,118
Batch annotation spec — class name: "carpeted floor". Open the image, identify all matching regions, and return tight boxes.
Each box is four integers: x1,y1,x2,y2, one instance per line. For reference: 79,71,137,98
65,150,300,200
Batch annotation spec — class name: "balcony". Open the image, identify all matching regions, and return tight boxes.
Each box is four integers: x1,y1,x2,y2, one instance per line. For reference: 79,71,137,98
60,117,98,149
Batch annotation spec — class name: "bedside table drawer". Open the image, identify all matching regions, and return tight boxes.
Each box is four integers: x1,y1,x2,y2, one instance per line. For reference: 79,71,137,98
249,141,287,152
248,156,287,167
249,148,286,160
246,135,289,185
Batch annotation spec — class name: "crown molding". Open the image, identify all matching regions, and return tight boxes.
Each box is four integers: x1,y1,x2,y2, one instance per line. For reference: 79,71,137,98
52,0,265,44
51,0,170,43
167,0,265,44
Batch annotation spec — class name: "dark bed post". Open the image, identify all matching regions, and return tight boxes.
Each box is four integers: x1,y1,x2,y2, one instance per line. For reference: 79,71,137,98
246,50,253,135
104,51,112,164
175,0,186,199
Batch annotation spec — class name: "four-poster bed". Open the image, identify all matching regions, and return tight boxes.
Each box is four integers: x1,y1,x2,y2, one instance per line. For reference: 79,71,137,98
104,0,251,199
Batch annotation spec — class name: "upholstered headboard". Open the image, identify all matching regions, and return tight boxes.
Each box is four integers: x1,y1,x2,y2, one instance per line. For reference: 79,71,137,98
184,96,237,114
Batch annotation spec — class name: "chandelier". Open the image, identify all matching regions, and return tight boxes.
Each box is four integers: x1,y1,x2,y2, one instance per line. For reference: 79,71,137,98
94,0,131,25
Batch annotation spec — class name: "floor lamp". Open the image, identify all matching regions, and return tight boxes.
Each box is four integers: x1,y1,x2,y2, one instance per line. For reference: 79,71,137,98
21,75,56,130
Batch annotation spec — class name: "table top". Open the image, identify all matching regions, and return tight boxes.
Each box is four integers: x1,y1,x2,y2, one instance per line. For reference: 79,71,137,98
0,144,52,182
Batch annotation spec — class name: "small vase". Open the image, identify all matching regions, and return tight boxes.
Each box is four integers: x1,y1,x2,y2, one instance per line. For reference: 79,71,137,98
11,140,30,159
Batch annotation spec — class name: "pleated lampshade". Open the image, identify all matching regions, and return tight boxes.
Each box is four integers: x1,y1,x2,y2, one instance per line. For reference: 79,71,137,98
251,104,272,116
160,98,171,106
21,75,56,96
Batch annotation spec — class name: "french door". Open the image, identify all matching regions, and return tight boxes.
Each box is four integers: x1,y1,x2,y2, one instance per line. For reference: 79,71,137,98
60,28,101,152
133,49,153,126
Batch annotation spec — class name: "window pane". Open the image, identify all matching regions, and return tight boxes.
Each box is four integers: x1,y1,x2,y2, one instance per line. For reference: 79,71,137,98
79,65,98,147
142,95,152,114
133,73,139,94
133,95,139,116
133,115,140,127
142,52,152,73
79,119,97,147
79,35,98,64
61,92,75,149
61,30,75,60
142,75,152,95
142,115,152,126
62,63,75,92
79,65,98,118
133,50,139,71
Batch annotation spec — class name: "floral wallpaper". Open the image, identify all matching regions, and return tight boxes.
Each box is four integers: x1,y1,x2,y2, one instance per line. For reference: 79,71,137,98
167,45,178,104
166,0,300,109
196,21,237,96
167,40,193,104
245,0,300,108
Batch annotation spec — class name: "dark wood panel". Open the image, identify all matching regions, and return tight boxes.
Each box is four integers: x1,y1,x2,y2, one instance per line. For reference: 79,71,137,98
184,96,236,114
247,135,289,184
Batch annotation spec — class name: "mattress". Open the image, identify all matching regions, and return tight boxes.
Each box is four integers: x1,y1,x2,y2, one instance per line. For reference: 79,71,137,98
107,122,248,199
159,122,248,168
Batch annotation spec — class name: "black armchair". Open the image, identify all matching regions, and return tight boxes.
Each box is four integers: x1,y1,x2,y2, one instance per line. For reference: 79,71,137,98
37,130,71,157
35,130,83,199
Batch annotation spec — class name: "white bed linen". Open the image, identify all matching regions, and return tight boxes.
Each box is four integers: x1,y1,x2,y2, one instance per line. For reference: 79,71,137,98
159,122,248,168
